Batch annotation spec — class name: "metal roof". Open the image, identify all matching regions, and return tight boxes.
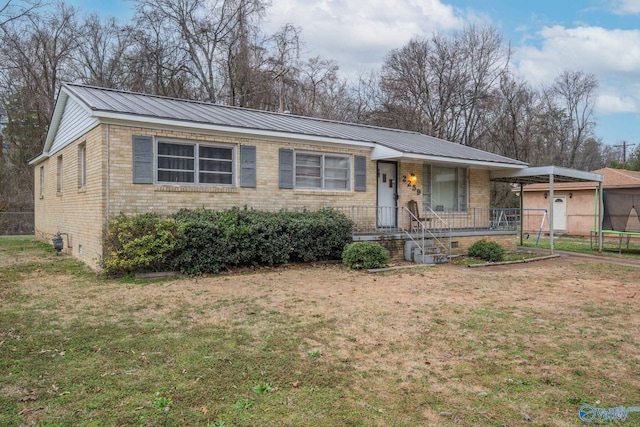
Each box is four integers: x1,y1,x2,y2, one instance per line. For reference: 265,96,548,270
490,166,604,184
63,83,527,168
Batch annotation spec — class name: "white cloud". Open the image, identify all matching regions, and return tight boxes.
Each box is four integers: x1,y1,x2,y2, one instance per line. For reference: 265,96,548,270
514,25,640,117
612,0,640,15
263,0,466,76
516,25,640,83
597,94,639,114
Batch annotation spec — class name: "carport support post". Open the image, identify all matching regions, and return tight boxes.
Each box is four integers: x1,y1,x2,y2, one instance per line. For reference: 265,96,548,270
598,181,603,253
519,183,524,246
549,174,554,254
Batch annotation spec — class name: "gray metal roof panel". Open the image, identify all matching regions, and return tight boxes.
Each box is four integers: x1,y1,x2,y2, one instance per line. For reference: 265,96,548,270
64,83,527,166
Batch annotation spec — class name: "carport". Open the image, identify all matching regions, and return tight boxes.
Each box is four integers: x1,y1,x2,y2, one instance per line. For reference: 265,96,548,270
491,166,605,253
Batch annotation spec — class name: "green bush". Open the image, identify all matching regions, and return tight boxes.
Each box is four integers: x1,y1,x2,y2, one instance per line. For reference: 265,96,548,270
468,239,504,262
102,208,353,276
342,242,390,269
288,210,353,262
102,213,182,276
172,208,352,275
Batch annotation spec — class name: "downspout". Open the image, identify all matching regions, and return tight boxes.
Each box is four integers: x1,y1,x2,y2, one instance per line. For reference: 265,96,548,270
549,174,554,255
106,124,110,223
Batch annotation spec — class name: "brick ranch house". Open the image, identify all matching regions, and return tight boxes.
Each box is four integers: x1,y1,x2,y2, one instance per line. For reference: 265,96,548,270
32,83,591,270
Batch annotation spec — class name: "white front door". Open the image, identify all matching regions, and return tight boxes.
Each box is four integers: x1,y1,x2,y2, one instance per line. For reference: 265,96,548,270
553,197,567,231
377,162,397,227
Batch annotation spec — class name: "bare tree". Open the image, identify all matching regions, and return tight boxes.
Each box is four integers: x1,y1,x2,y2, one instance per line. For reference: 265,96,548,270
73,14,133,88
0,0,42,28
544,70,598,168
126,6,195,97
134,0,267,103
378,26,510,146
0,1,79,210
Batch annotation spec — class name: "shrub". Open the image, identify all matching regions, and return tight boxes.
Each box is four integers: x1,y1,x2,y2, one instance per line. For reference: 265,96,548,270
342,242,390,269
468,239,504,262
102,208,353,276
288,209,353,262
102,213,182,276
172,208,353,275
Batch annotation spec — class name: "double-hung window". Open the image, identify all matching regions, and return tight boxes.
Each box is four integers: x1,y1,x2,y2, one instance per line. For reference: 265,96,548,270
156,141,234,185
78,143,87,189
295,152,350,190
57,155,63,194
422,165,468,212
40,166,45,197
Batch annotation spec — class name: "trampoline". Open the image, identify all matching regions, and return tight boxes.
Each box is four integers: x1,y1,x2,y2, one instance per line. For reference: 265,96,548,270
590,189,640,253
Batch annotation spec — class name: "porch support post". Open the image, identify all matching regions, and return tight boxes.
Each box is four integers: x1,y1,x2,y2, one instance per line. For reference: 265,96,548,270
519,183,524,246
598,181,604,253
549,174,554,255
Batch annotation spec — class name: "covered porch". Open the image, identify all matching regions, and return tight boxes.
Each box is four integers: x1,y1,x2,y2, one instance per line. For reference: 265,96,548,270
333,166,604,263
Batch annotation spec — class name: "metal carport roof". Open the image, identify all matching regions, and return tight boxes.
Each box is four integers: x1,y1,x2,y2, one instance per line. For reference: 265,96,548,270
490,165,603,185
490,166,604,253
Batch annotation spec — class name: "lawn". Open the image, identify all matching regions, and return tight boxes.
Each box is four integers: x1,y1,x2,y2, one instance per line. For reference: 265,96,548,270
1,236,640,426
521,234,640,258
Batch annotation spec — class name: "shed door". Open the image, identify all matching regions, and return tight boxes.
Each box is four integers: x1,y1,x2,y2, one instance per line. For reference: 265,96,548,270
553,197,567,231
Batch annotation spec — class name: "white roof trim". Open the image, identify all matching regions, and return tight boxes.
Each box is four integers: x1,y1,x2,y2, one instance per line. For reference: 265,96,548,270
372,145,528,170
491,166,604,183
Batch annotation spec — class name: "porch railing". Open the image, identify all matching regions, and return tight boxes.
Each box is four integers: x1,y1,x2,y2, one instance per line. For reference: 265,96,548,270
333,206,520,235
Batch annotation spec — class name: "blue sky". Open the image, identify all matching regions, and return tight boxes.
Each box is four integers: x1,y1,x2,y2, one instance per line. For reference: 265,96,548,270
69,0,640,152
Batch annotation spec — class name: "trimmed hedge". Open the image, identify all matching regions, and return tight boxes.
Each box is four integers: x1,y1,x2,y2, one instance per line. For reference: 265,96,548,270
102,208,353,276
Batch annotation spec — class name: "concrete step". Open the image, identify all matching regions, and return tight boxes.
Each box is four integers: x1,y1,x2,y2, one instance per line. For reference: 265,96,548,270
405,240,448,264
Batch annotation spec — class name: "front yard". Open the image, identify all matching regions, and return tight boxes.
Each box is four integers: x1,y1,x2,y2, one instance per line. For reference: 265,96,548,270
1,236,639,426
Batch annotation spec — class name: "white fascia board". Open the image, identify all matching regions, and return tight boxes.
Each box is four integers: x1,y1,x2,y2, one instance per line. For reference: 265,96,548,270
370,144,403,160
39,91,69,158
28,154,48,166
95,112,377,150
372,148,527,170
492,166,604,182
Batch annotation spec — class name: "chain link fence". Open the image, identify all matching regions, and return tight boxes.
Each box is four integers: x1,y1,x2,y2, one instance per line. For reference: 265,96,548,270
0,212,35,235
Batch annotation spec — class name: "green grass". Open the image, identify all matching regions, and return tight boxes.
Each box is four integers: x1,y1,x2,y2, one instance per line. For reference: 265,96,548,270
521,234,640,258
2,236,640,426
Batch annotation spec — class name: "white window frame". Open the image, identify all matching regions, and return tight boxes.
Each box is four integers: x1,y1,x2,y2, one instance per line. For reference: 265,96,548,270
56,155,63,194
155,139,236,186
40,166,45,198
294,151,351,191
423,165,468,212
78,142,86,189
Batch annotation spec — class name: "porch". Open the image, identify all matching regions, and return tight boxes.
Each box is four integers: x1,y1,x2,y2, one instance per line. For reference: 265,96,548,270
333,206,520,263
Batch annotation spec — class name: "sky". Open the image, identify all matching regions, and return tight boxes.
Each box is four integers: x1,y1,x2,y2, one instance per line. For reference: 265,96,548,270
71,0,640,151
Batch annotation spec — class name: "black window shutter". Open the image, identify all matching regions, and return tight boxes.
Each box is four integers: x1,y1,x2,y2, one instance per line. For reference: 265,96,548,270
240,145,257,188
132,135,153,184
354,155,367,191
279,149,294,189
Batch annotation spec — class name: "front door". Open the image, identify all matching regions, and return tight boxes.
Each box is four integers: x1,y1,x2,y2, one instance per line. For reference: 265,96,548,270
377,162,397,228
553,197,567,231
